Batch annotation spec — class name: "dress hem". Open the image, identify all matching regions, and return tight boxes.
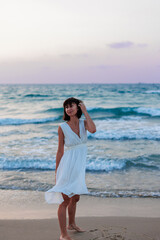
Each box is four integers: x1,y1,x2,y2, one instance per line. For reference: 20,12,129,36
45,189,89,204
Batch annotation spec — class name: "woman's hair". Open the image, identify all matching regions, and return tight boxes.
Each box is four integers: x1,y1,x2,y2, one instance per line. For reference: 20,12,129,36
63,97,82,120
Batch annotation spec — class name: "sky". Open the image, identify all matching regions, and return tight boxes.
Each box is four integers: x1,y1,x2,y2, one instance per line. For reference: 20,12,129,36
0,0,160,84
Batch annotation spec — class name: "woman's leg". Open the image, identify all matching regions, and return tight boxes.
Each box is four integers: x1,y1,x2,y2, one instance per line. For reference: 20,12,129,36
67,195,85,232
68,195,79,225
58,193,72,239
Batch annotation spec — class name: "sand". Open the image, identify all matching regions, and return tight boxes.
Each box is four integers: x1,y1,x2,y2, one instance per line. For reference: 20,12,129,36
0,190,160,240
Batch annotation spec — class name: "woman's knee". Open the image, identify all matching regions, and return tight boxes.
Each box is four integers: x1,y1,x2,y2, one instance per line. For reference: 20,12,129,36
61,193,70,206
71,194,80,203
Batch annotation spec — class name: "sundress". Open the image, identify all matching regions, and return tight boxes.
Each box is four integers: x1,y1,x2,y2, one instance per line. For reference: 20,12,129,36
45,118,89,204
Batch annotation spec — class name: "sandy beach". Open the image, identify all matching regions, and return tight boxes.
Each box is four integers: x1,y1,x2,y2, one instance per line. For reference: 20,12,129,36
0,190,160,240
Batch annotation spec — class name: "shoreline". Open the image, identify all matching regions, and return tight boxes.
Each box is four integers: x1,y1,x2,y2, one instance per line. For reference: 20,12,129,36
0,190,160,219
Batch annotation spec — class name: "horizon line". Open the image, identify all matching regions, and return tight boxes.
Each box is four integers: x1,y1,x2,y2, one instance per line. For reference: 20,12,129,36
0,82,160,85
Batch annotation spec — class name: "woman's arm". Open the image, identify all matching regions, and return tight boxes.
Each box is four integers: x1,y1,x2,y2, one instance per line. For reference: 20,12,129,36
79,101,96,133
55,126,64,183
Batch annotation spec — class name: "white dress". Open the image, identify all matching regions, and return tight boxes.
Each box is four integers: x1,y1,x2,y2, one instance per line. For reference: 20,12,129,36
45,118,89,204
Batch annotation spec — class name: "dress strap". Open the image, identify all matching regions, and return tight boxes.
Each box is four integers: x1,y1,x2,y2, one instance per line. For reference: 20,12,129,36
81,119,86,131
59,122,67,136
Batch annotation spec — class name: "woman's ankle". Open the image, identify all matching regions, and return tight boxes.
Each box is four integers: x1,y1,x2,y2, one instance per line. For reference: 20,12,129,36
61,232,69,238
68,222,75,226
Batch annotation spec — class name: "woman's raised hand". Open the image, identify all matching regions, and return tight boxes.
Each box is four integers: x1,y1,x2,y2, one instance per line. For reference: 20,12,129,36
78,101,87,114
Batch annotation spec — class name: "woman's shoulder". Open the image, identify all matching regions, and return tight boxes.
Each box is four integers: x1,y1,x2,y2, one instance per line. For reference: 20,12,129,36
59,121,66,128
58,122,67,136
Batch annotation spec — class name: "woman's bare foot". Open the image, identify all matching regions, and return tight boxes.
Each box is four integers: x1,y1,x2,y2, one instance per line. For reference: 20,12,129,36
67,224,85,232
59,234,73,240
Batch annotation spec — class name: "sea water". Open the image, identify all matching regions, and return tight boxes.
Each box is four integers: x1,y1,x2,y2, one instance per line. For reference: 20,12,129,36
0,83,160,198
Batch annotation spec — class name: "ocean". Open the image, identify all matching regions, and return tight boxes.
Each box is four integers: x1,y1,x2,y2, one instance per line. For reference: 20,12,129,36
0,83,160,198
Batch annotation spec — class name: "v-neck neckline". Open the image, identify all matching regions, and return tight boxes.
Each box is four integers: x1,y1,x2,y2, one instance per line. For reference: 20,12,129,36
65,120,81,139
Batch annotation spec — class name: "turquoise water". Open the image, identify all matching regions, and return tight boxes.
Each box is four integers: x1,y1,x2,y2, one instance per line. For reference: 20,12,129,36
0,83,160,198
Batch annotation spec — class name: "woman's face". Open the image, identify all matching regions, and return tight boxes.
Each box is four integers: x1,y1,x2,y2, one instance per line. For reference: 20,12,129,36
65,102,78,117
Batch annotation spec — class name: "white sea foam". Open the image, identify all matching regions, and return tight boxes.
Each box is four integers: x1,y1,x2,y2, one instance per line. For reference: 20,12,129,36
0,117,59,125
87,119,160,140
1,154,159,172
135,107,160,116
88,190,160,198
86,158,126,172
146,90,160,94
0,158,55,170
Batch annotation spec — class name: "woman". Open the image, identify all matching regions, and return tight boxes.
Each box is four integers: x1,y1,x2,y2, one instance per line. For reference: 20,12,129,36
45,97,96,240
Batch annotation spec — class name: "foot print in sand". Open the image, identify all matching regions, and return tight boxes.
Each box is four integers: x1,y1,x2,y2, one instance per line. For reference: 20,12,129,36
89,225,156,240
89,226,126,239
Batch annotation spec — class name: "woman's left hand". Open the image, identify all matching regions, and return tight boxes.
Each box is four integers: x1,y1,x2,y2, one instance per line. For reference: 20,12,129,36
78,101,87,114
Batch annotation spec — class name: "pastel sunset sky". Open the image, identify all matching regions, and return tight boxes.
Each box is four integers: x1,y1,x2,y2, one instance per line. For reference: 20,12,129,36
0,0,160,84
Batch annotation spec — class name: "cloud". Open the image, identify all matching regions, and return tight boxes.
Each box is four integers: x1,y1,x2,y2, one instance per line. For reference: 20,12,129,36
107,41,148,49
108,41,134,49
59,53,89,58
90,64,121,69
137,43,148,48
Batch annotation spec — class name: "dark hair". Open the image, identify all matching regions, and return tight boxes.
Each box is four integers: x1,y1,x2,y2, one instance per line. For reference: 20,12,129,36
63,97,82,121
